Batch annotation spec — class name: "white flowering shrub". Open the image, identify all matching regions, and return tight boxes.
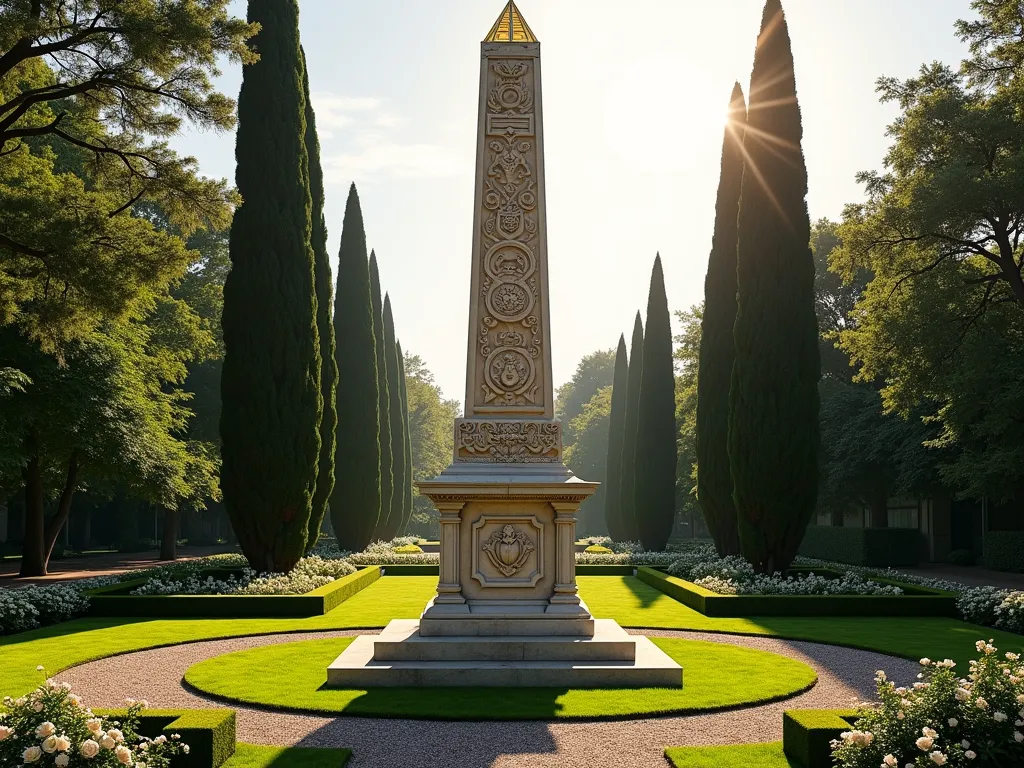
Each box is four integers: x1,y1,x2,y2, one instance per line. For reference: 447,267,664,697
0,586,89,636
348,539,440,565
573,551,680,566
129,555,357,596
609,540,645,554
0,671,187,767
832,641,1024,768
665,545,904,596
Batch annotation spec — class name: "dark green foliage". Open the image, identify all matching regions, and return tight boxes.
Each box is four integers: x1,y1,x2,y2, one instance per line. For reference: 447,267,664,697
729,0,820,574
983,532,1024,572
634,256,677,552
797,527,925,567
330,184,381,551
368,252,393,540
95,708,237,768
381,295,405,539
619,313,644,541
301,48,337,553
782,710,860,768
637,567,954,618
697,83,747,557
396,341,414,536
219,0,322,574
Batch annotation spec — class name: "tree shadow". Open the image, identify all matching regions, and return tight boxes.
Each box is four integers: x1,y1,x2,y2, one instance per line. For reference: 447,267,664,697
620,574,664,608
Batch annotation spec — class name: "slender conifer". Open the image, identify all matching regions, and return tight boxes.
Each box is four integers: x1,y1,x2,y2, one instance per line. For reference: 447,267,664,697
603,334,628,540
619,312,644,542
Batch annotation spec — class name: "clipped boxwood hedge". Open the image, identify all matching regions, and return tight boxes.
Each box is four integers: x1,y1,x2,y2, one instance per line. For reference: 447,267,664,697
378,564,637,576
95,708,236,768
798,526,925,567
782,709,859,768
636,567,957,618
984,531,1024,573
87,567,381,618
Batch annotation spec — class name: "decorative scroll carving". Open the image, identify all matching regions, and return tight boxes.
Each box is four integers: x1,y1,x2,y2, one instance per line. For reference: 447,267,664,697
455,419,560,463
481,524,536,577
473,58,546,410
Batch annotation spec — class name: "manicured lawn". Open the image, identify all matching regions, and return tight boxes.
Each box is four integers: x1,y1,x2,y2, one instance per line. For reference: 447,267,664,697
665,742,794,768
223,743,351,767
183,635,815,719
579,576,1024,667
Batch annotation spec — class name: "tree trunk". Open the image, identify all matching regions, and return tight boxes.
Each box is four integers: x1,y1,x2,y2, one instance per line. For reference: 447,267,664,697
869,495,889,528
160,507,179,561
19,447,46,577
41,452,78,566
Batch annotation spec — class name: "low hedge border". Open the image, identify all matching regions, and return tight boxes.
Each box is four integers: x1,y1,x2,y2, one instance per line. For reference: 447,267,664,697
782,708,859,768
94,708,236,768
798,526,924,567
377,564,638,576
984,531,1024,573
636,567,958,617
87,566,381,618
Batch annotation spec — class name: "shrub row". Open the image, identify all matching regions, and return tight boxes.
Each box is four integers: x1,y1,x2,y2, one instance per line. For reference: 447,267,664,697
782,709,859,768
94,708,236,768
983,531,1024,572
87,566,381,618
798,526,925,567
636,567,957,617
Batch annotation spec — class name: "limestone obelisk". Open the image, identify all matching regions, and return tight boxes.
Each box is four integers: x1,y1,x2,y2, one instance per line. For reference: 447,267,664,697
416,0,598,626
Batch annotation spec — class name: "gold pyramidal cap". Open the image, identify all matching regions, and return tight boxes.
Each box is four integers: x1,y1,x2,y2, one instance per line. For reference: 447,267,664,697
484,0,537,43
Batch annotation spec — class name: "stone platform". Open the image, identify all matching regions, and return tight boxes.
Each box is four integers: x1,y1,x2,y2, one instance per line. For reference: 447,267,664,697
325,618,683,688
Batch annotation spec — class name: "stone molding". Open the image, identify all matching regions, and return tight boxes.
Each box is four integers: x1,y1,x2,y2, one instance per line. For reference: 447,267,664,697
472,516,544,587
454,418,561,463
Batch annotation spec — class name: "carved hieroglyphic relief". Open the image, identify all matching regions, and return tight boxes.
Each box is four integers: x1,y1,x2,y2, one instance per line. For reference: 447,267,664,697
455,418,560,463
472,58,547,412
482,524,536,577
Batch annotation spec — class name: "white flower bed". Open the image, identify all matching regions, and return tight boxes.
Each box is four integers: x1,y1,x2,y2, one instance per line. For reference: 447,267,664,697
0,672,187,767
665,545,904,596
128,555,356,596
0,586,89,635
832,641,1024,767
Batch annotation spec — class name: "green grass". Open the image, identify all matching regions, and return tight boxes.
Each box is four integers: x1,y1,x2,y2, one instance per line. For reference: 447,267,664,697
664,742,794,768
580,575,1024,667
182,636,816,719
222,744,350,767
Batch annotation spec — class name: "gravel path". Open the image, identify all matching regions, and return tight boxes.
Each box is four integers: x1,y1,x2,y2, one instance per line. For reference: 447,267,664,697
56,629,918,768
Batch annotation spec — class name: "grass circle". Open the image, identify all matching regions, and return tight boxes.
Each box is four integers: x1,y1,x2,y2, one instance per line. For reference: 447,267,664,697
183,635,816,720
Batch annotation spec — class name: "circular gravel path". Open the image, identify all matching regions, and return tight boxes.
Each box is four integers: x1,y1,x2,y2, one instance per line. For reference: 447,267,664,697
56,629,918,768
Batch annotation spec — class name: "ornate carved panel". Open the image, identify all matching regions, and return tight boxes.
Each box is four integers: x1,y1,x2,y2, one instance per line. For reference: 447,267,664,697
469,56,550,416
454,418,561,463
471,515,543,587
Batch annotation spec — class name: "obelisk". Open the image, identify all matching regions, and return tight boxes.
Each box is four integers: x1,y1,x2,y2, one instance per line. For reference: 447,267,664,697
416,0,599,627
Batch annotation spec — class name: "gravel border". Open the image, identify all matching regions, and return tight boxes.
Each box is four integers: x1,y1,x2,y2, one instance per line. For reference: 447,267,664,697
55,630,918,768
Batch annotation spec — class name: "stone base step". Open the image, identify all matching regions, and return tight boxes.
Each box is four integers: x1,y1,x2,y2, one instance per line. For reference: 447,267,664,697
373,619,635,661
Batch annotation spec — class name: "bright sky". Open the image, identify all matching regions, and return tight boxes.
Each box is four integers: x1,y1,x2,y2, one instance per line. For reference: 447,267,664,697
171,0,972,406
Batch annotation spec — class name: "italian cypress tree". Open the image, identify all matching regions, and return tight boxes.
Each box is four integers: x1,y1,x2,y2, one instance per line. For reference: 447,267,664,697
330,184,381,551
301,47,337,553
729,0,820,574
368,252,393,540
634,255,677,552
221,0,321,572
603,334,628,541
397,340,414,535
696,83,747,557
381,294,405,539
618,312,644,542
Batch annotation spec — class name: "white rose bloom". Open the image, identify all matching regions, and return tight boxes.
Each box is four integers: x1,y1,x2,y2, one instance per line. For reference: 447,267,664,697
0,725,12,741
995,711,1008,722
80,739,100,758
23,745,42,763
41,735,58,753
976,697,990,709
923,727,938,738
107,729,124,742
183,745,190,754
916,737,935,751
929,752,947,766
965,751,977,760
55,735,70,751
883,756,898,767
32,701,44,712
961,740,970,749
948,718,958,727
1016,731,1024,743
100,735,116,750
115,744,133,765
55,754,70,767
86,718,103,735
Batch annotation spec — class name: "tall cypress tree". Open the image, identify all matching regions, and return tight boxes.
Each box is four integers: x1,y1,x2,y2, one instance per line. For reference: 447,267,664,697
330,184,381,551
396,340,414,536
729,0,820,574
634,255,677,552
301,46,337,553
381,294,404,539
221,0,321,572
368,252,393,540
603,334,628,541
697,83,747,557
618,312,644,542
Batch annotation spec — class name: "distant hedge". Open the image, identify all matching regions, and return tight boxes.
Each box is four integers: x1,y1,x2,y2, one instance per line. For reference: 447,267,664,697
87,566,380,618
94,708,236,768
984,531,1024,573
798,526,924,567
636,567,956,618
782,709,859,768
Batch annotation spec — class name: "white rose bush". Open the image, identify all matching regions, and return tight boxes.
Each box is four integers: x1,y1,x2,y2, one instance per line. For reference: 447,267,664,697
832,641,1024,767
0,671,186,767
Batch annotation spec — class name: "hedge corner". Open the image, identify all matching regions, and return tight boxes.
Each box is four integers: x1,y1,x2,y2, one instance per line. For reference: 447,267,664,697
95,708,236,768
782,709,860,768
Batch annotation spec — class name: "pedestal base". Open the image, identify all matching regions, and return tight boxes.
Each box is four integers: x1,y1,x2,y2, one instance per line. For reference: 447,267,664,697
325,618,683,688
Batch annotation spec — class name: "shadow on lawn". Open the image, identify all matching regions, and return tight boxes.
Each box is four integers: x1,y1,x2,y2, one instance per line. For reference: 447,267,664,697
620,574,663,608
